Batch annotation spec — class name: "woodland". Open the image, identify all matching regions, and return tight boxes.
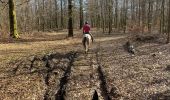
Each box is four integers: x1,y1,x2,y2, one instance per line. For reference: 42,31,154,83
0,0,170,100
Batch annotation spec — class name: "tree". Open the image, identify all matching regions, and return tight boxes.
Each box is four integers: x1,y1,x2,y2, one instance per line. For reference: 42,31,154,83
108,0,113,34
114,0,118,29
79,0,83,29
60,0,64,29
123,0,128,33
148,0,153,33
54,0,58,29
160,0,165,34
68,0,73,37
166,0,170,43
8,0,19,38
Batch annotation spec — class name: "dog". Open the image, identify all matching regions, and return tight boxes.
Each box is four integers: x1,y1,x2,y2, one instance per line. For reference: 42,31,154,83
82,33,93,53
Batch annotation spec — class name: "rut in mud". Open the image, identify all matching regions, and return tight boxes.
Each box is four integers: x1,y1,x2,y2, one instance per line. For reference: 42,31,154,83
3,44,120,100
42,46,120,100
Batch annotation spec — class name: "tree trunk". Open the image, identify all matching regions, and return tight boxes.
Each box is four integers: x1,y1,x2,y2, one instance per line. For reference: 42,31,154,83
141,0,146,34
79,0,83,29
54,0,58,29
108,0,113,34
166,0,170,43
8,0,19,38
138,0,141,27
160,0,165,34
42,0,45,32
148,0,153,33
60,0,64,29
114,0,118,29
49,0,52,29
68,0,73,37
123,0,128,33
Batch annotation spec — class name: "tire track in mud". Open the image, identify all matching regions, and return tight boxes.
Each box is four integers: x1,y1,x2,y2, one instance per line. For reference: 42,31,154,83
96,50,111,100
64,52,99,100
43,52,78,100
5,46,120,100
55,52,77,99
62,45,120,100
95,44,120,100
42,44,120,100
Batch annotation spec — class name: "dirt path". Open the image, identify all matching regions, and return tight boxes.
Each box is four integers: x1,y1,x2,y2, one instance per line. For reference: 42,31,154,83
41,46,120,100
64,49,114,100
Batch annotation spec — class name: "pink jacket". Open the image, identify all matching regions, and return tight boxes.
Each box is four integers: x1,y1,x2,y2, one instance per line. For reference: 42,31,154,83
83,24,90,33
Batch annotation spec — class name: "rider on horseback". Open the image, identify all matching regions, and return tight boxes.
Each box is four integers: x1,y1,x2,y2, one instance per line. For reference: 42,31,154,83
82,21,94,43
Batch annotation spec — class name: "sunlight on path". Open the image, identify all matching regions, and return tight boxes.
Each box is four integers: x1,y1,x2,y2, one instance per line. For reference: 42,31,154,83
0,35,125,64
0,36,125,51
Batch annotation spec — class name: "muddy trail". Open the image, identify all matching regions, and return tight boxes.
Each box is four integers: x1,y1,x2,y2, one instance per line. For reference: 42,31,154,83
40,46,120,100
0,34,170,100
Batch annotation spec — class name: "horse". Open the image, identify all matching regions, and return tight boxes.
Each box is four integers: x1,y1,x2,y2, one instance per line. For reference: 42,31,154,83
82,33,93,53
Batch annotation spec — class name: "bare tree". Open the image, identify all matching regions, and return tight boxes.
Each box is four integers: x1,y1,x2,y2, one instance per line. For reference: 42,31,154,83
68,0,73,37
148,0,153,33
8,0,19,38
160,0,165,34
108,0,113,34
79,0,83,29
166,0,170,43
54,0,58,29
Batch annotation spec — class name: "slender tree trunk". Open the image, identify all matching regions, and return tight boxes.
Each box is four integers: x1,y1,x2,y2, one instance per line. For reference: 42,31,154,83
42,0,45,32
114,0,118,29
148,0,153,33
79,0,83,29
125,0,128,33
99,0,104,33
108,0,113,34
131,0,135,25
123,0,128,33
54,0,58,29
8,0,19,38
138,0,141,27
160,0,165,34
49,0,52,29
68,0,73,37
60,0,64,29
166,0,170,43
142,0,146,34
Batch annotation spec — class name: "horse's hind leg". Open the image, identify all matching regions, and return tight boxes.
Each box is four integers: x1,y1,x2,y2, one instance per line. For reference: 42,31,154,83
82,37,86,49
83,37,87,53
85,38,90,53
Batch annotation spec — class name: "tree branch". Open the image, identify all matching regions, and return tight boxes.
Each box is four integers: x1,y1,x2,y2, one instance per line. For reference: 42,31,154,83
1,2,8,10
16,0,31,6
0,0,5,3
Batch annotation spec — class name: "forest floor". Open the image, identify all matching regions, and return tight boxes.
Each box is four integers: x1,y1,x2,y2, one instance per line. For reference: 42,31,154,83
0,29,170,100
